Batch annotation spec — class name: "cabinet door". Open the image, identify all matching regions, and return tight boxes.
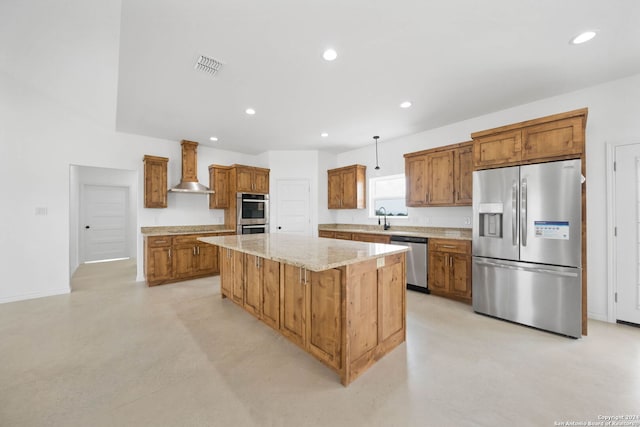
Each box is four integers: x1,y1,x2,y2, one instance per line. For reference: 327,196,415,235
378,254,405,342
454,145,473,205
173,244,195,278
427,150,454,205
195,244,217,275
146,246,173,284
450,254,471,300
209,167,230,209
244,255,262,317
405,155,428,206
473,130,522,169
308,269,342,369
143,156,168,208
281,264,306,347
236,167,254,192
253,169,270,193
219,247,233,297
522,117,584,162
327,170,342,209
231,250,244,305
341,168,357,208
261,258,280,329
428,251,449,294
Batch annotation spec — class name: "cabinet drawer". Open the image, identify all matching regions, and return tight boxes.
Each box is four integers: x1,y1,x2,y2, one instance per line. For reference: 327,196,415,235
334,232,353,240
173,234,199,245
146,236,173,247
319,230,336,238
352,233,391,244
428,239,470,254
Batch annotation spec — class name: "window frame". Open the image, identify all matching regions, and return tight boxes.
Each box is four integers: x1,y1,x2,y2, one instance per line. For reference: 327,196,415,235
368,173,409,219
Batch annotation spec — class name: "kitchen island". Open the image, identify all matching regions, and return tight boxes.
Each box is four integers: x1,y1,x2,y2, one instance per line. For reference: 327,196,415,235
198,233,409,386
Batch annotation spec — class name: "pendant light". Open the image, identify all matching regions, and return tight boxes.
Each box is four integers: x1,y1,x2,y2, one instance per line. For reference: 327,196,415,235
373,135,380,170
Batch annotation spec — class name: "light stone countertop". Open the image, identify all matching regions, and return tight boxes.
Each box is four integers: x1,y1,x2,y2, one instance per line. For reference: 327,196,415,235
141,225,235,237
199,234,409,272
318,224,472,241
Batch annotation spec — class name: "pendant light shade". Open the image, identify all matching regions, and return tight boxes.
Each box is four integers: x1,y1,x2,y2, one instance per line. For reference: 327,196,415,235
373,136,380,170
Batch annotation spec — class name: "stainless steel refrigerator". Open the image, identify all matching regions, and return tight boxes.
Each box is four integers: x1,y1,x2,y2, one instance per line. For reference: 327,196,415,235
472,159,582,338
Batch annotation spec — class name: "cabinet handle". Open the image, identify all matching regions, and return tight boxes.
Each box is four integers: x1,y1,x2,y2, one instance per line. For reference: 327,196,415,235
449,256,453,267
304,269,308,284
193,247,196,256
168,248,172,259
440,245,456,249
197,246,200,255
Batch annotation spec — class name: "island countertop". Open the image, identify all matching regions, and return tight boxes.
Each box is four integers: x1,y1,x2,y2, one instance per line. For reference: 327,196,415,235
198,233,409,272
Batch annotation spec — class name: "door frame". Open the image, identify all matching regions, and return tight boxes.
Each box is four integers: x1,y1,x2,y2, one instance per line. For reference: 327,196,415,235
606,139,640,323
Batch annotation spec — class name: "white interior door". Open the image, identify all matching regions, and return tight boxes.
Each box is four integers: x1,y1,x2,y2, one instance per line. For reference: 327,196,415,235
81,185,129,262
275,179,311,235
614,144,640,325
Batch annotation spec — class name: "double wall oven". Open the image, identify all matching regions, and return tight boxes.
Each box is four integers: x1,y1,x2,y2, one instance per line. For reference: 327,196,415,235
237,193,269,234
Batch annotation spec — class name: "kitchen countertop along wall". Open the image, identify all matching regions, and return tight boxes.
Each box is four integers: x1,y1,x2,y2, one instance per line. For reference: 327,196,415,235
318,224,472,241
141,225,235,236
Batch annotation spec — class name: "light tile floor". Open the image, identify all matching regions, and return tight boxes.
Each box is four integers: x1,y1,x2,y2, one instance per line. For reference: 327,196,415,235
0,259,638,426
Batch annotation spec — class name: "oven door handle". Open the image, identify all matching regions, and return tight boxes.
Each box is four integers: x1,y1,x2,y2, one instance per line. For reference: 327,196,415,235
241,225,267,229
241,199,266,203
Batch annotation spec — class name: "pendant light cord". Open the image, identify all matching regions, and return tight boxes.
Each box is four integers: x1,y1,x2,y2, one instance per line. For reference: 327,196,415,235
374,135,380,170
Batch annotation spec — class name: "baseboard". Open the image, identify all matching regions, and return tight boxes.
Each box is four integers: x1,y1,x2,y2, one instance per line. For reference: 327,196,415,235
587,311,608,322
0,287,70,304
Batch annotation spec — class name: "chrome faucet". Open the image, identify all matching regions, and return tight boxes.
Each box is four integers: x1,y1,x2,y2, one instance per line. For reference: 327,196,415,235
378,207,391,230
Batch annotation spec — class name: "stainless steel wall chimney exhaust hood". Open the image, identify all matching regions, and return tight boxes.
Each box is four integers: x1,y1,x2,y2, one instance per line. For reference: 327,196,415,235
168,140,215,194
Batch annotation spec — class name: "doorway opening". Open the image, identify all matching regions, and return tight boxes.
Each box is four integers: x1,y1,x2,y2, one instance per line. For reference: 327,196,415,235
69,165,137,285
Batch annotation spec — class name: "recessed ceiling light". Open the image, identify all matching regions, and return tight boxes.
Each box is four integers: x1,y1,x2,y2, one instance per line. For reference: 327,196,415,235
245,108,256,115
570,31,597,45
400,101,412,109
321,132,329,138
323,49,337,61
209,136,218,142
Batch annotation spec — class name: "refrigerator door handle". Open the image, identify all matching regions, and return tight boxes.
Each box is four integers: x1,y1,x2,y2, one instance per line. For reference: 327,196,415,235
512,180,518,246
521,178,527,247
474,259,579,277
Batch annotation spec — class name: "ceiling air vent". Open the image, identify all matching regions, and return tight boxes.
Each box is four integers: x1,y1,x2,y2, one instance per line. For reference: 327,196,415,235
195,55,223,76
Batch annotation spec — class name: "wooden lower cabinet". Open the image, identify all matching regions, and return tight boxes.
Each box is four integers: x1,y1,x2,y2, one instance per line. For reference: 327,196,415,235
144,233,233,286
318,230,336,238
281,264,307,347
218,249,406,385
261,258,280,329
144,236,175,286
351,232,391,244
428,239,471,303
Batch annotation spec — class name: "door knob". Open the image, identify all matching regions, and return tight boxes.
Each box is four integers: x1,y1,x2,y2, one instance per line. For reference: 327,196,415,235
85,225,90,229
278,226,282,230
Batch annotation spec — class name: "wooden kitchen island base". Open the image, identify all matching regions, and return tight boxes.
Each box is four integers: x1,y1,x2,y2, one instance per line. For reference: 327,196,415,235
202,234,407,386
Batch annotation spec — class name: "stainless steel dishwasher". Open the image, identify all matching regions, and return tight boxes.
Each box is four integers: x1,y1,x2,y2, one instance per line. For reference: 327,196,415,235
390,235,429,293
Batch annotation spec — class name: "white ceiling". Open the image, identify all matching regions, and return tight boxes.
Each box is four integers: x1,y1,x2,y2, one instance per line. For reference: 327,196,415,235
116,0,640,154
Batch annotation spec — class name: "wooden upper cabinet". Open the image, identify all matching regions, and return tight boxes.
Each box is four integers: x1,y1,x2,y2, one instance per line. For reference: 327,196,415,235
427,150,454,206
327,165,366,209
473,129,522,169
405,155,428,206
235,165,270,193
180,140,198,182
454,143,473,205
472,108,587,170
209,165,231,209
143,155,168,208
521,117,584,162
404,141,471,207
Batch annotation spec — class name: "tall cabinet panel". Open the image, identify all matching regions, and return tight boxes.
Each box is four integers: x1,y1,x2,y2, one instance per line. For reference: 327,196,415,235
143,155,168,208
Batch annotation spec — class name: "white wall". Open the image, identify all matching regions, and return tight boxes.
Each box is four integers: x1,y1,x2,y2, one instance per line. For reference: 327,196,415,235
325,73,640,321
